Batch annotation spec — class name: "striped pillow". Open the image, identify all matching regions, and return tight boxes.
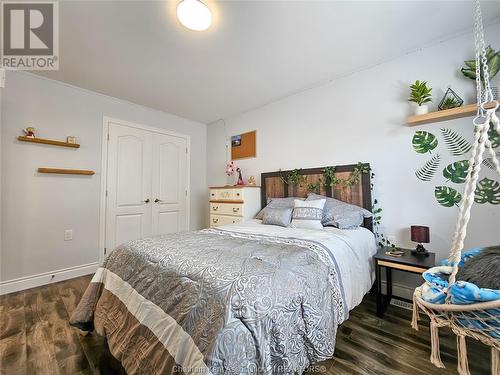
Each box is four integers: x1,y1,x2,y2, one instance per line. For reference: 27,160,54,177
290,199,326,230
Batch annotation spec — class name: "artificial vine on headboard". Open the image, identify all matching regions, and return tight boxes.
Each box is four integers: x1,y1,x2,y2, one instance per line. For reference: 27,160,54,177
279,162,370,191
279,163,395,248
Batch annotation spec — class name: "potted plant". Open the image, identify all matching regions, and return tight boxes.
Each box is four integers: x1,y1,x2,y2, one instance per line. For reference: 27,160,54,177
461,45,500,100
438,88,463,110
409,80,432,115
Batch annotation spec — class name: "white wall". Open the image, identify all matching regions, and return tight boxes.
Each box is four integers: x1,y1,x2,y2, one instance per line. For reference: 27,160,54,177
207,23,500,293
1,72,207,288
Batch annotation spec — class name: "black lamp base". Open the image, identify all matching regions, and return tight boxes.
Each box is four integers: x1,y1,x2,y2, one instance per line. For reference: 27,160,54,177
411,244,429,257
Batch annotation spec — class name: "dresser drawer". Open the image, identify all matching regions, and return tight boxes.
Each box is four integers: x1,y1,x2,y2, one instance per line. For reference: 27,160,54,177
209,188,244,201
210,203,244,217
210,214,242,227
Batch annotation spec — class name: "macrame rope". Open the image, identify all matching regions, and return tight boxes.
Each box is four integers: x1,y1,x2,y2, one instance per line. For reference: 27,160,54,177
457,335,471,375
448,113,492,285
492,348,500,375
411,292,419,330
430,321,445,368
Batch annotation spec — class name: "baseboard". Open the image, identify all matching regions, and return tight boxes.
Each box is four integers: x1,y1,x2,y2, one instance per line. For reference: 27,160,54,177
380,280,415,300
0,262,99,295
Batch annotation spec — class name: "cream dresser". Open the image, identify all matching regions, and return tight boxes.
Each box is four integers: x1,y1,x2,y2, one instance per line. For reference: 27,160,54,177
209,186,261,228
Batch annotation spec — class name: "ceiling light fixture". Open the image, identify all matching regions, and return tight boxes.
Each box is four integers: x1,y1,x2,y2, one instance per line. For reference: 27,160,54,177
176,0,212,31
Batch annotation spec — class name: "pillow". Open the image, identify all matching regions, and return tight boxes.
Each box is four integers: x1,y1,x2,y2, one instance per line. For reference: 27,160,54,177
306,193,372,229
262,207,293,227
255,197,304,219
455,246,500,290
290,199,326,230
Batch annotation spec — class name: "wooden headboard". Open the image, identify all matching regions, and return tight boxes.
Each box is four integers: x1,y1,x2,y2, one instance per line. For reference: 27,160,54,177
261,164,373,231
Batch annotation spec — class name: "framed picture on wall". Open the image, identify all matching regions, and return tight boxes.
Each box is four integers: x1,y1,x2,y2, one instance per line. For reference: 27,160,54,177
231,135,241,147
231,130,256,160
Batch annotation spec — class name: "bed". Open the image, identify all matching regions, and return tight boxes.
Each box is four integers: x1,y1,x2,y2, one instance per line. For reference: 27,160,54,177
70,164,377,375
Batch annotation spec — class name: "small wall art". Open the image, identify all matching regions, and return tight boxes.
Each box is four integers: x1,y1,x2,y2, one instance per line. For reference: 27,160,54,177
231,130,256,160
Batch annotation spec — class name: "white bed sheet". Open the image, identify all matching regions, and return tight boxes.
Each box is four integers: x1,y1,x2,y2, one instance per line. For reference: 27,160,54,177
219,219,377,311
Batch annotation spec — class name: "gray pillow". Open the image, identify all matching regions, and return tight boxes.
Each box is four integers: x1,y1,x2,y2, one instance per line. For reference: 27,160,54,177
456,246,500,289
306,193,372,229
255,197,304,219
262,207,293,227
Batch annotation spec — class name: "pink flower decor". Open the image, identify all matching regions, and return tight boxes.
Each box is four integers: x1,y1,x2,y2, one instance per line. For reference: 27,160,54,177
226,160,236,176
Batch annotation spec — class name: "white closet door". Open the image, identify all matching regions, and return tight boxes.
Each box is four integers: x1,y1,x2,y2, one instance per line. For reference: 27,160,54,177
151,133,188,235
105,123,153,250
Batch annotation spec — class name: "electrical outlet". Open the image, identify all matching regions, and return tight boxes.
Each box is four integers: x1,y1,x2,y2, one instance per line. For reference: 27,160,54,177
64,229,73,241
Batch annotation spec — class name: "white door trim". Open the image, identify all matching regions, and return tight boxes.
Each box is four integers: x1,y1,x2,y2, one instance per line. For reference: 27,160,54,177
99,116,191,264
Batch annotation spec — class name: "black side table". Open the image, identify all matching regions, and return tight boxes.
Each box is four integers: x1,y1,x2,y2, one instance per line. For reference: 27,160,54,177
374,247,435,317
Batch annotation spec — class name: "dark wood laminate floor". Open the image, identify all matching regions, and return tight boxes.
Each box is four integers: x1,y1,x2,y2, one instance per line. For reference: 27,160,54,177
0,275,491,375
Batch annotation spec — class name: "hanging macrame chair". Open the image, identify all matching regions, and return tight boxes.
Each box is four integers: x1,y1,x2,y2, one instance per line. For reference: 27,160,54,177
411,1,500,375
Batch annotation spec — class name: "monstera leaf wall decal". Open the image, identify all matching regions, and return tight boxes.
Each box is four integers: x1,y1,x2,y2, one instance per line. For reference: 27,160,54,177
475,178,500,204
443,160,470,183
435,186,462,207
415,154,441,181
412,131,438,154
440,128,472,156
489,123,500,148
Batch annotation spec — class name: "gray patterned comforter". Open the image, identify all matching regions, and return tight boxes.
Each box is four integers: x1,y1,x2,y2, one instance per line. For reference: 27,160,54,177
70,229,347,375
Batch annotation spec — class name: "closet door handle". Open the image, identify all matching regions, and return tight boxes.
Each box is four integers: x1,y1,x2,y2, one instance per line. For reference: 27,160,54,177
154,198,163,203
144,199,150,203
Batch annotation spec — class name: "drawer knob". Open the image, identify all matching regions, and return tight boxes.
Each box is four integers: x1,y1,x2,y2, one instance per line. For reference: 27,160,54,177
212,218,219,223
213,206,219,211
232,207,239,212
236,193,240,197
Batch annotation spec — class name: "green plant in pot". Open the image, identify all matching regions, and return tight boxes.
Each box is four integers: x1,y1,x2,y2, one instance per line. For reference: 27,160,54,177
409,80,432,115
461,45,500,100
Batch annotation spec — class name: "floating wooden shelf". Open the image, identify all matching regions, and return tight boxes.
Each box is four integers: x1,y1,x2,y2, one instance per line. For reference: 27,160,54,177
17,136,80,148
38,168,95,175
407,100,500,126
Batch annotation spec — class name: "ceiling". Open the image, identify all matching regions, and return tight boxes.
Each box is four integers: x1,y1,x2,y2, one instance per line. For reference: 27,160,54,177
36,1,500,124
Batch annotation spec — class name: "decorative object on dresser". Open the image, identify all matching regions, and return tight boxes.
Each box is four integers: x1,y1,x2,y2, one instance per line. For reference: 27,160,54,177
209,185,261,227
225,160,245,186
374,247,435,317
236,167,244,185
411,225,430,256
